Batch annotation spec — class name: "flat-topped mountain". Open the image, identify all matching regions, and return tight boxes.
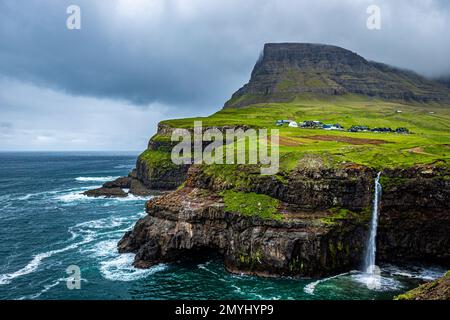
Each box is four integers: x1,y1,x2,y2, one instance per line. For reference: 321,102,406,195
225,43,450,107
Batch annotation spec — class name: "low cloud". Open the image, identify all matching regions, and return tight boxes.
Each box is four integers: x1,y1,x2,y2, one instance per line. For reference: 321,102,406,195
0,77,178,150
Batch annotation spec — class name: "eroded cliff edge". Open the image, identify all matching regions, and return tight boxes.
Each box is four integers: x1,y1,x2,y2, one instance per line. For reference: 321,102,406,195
118,157,450,277
109,43,449,278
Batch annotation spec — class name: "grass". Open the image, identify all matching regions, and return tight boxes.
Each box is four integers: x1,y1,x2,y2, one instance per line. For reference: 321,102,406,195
320,207,371,225
221,190,282,220
159,94,450,171
394,271,449,300
138,149,177,170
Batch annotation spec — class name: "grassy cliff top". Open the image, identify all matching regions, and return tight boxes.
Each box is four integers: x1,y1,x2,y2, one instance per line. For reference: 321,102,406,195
158,95,449,170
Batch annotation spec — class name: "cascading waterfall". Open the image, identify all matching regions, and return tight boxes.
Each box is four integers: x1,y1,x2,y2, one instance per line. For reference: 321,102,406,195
363,172,382,275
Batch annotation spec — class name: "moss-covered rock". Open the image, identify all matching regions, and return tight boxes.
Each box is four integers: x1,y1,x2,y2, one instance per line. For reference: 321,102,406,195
395,272,450,300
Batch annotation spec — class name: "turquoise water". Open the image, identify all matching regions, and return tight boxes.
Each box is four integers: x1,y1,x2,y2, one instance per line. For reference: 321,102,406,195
0,152,445,300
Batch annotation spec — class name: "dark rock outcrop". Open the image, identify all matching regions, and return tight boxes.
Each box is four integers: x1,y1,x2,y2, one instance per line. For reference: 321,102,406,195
102,176,132,189
225,43,450,107
377,164,450,263
395,271,450,300
118,163,449,277
119,187,367,277
135,156,189,190
84,187,128,198
84,175,153,198
189,162,375,211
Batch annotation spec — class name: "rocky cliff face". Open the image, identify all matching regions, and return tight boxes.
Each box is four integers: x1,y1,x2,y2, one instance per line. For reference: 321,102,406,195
378,164,450,263
225,43,450,107
118,187,368,277
118,163,450,277
112,43,450,277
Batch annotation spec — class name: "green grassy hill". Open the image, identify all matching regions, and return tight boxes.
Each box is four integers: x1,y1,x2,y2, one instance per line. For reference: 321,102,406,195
158,95,449,171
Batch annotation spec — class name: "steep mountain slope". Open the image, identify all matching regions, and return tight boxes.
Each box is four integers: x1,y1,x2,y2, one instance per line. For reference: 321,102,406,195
225,43,450,107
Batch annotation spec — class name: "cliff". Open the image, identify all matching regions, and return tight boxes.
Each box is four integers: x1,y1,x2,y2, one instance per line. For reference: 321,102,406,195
107,43,450,279
225,43,450,107
118,163,450,277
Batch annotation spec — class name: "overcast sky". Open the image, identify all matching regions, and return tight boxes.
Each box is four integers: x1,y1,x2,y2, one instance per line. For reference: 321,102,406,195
0,0,449,151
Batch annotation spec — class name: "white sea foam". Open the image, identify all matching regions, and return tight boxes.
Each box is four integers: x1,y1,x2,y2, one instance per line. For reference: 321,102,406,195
0,219,102,286
55,190,151,204
351,272,403,291
0,242,83,285
17,194,33,201
382,264,445,281
0,208,147,287
304,272,350,295
197,261,219,276
114,164,134,169
16,185,100,203
75,176,119,182
20,278,65,300
56,192,91,203
100,252,167,282
114,194,152,202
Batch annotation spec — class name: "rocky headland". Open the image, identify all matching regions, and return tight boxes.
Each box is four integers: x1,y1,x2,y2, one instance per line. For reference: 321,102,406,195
87,43,450,284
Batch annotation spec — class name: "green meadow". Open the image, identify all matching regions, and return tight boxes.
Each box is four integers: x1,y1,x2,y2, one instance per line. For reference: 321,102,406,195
158,95,450,171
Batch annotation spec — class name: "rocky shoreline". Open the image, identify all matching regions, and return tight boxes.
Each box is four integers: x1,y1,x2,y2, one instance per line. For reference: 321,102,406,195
395,271,450,300
84,132,449,278
82,42,450,294
82,116,450,279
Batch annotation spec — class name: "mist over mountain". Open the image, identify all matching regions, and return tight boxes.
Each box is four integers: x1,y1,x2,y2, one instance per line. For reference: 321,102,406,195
225,43,450,108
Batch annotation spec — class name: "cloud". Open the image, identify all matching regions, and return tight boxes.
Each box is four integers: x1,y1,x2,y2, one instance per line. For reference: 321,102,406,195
0,0,449,150
0,77,176,151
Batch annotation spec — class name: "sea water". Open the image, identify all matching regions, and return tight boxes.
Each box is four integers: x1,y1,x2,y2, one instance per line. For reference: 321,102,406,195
0,152,445,300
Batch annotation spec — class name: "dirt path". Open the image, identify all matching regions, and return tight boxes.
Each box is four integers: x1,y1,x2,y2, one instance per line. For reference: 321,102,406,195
303,135,387,145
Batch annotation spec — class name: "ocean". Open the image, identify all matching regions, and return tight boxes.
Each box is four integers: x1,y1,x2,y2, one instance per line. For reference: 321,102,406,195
0,152,445,300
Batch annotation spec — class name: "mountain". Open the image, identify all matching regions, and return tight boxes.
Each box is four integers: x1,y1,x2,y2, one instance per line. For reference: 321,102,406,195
436,76,450,89
86,42,450,284
225,43,450,107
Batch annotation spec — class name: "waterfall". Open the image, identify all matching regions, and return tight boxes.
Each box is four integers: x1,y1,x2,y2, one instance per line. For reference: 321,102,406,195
363,172,382,275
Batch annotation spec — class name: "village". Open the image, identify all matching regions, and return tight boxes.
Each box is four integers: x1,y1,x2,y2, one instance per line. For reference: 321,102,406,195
275,120,410,134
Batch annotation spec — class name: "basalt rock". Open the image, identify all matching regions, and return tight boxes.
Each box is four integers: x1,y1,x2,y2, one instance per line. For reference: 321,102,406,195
395,271,450,300
377,164,450,264
84,176,152,198
119,163,450,276
225,43,450,107
118,187,367,277
84,187,128,198
189,162,375,211
103,176,132,189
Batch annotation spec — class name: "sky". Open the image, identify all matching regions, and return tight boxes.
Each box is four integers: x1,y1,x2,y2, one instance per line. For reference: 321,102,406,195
0,0,449,151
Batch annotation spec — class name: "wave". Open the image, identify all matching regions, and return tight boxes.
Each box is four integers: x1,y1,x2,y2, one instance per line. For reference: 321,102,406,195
114,164,135,169
96,239,166,282
14,185,101,203
20,278,65,300
304,271,351,295
0,216,106,286
197,261,219,276
55,192,90,203
350,272,403,292
0,242,85,286
0,208,146,288
382,264,445,281
100,253,166,282
75,176,119,182
114,194,153,202
55,191,151,204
